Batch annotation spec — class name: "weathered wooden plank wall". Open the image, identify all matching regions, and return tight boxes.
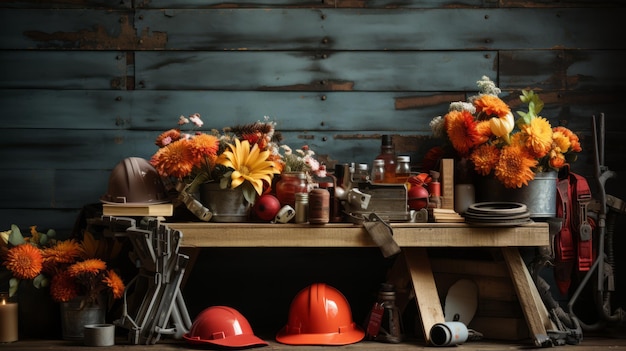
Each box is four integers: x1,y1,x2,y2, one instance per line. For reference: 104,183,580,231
1,1,625,235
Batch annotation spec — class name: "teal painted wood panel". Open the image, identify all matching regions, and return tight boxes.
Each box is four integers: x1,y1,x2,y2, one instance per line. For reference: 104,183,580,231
0,51,127,89
0,9,131,50
0,129,422,170
135,51,497,91
499,50,626,91
0,90,463,131
0,1,131,9
0,169,108,209
0,209,80,237
3,8,624,50
137,0,494,9
0,90,130,129
134,8,626,50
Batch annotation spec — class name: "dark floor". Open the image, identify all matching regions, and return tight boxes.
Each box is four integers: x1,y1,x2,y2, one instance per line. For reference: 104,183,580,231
3,327,626,351
3,336,626,350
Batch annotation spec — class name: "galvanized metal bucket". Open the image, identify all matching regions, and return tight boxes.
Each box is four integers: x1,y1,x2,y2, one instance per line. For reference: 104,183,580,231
199,182,252,222
60,299,106,340
475,171,557,218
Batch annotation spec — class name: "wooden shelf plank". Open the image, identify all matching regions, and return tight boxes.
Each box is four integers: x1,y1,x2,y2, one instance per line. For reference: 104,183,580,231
166,222,549,248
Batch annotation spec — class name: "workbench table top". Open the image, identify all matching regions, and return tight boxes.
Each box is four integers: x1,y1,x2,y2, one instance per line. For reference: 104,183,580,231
166,221,549,248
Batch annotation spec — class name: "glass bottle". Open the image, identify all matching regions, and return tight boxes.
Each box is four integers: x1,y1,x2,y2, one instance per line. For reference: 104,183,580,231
371,159,385,183
375,135,396,183
395,155,411,184
275,171,308,208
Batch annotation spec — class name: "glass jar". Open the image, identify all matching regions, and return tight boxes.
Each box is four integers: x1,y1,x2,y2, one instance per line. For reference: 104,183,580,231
371,159,385,183
275,171,308,208
395,155,411,183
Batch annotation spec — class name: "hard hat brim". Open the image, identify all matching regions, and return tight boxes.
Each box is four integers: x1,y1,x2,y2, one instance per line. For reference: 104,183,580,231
183,332,268,348
275,326,365,346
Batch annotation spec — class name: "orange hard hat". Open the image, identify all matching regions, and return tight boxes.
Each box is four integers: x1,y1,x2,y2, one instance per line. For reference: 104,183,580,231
183,306,268,348
101,157,169,205
275,283,365,345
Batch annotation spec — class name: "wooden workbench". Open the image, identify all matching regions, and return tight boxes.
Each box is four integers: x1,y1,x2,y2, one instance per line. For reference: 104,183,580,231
167,221,553,346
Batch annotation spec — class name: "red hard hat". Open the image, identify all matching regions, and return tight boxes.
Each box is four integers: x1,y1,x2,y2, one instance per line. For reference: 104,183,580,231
101,157,169,205
275,283,365,345
183,306,268,348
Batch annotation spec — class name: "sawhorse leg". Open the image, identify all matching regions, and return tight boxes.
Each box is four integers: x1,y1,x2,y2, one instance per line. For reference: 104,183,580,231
502,247,556,347
387,247,445,344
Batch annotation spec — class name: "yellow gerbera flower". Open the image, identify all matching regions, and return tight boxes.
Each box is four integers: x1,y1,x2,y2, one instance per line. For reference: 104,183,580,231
521,117,552,158
494,144,538,188
218,138,280,196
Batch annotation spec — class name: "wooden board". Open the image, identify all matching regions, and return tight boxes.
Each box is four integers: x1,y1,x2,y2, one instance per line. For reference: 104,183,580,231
403,248,445,344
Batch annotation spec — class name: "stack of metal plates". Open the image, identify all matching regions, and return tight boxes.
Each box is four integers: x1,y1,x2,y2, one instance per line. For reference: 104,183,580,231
464,202,532,226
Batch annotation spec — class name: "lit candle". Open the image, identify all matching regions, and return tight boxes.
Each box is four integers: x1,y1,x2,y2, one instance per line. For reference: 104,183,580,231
0,292,18,343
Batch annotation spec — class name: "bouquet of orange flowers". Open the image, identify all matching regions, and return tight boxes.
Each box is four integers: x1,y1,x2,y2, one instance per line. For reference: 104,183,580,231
429,76,582,188
150,114,283,205
1,225,125,308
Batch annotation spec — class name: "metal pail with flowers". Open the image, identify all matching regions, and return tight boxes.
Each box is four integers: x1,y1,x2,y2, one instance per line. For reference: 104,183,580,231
199,182,252,222
60,297,106,340
475,171,557,218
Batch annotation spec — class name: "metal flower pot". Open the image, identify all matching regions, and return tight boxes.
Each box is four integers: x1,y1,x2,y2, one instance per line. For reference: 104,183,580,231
199,182,252,222
475,171,557,218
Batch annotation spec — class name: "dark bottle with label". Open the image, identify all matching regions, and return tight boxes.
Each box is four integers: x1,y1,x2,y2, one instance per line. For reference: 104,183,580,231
375,135,396,183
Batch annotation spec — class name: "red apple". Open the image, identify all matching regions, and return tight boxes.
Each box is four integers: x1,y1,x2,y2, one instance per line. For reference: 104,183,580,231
253,194,281,221
407,185,429,210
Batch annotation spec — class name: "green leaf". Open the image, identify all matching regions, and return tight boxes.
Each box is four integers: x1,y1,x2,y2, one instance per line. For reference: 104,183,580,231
33,274,49,289
9,277,19,297
8,224,25,246
46,229,56,238
241,182,257,205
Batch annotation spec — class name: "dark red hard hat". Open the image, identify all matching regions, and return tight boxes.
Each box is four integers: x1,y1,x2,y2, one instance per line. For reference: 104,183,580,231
101,157,168,205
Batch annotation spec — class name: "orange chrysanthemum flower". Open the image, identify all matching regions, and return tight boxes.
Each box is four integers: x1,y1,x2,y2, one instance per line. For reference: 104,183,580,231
474,95,511,118
445,110,481,156
553,126,582,152
50,270,79,302
470,144,500,176
155,129,182,147
521,117,553,158
188,133,220,170
103,270,125,299
68,258,107,278
3,244,43,279
267,153,285,174
549,151,566,169
474,120,493,145
494,144,538,188
551,130,571,154
150,139,196,178
422,146,445,174
42,239,82,273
